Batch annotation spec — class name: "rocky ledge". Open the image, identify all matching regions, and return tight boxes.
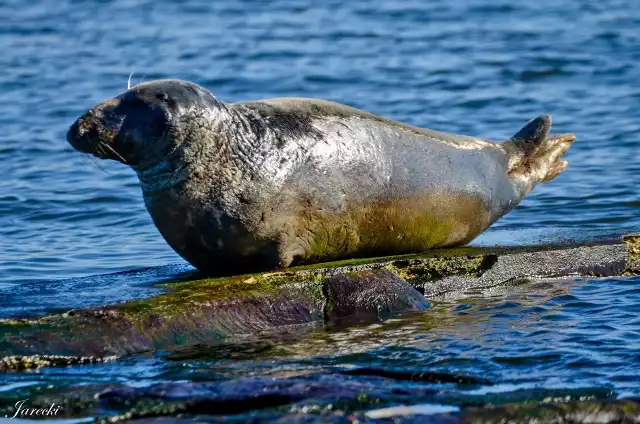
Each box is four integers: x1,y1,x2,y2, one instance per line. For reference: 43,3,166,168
0,234,637,360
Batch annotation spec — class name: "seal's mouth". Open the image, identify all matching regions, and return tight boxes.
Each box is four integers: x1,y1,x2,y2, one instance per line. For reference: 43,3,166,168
67,98,126,163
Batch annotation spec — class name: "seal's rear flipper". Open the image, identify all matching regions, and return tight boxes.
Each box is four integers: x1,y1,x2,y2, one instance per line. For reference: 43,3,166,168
511,115,552,146
505,115,552,163
504,115,576,192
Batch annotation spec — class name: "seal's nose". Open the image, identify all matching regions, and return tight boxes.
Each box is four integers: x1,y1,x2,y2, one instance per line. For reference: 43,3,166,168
67,113,86,149
67,108,98,153
66,119,81,143
66,97,126,159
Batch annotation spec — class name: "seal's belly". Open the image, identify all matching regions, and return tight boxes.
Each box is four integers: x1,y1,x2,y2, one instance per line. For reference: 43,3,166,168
279,191,493,267
273,118,512,266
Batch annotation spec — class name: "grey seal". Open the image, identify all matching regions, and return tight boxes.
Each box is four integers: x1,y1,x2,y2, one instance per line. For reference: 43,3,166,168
67,79,576,274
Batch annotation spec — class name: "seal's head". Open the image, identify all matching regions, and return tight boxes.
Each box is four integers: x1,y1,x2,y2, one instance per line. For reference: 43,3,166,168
67,79,221,169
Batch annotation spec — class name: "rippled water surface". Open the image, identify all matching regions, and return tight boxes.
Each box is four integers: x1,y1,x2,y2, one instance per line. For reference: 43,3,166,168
0,0,638,421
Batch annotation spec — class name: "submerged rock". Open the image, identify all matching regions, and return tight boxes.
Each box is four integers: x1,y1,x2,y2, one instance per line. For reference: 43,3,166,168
1,371,632,423
341,367,492,386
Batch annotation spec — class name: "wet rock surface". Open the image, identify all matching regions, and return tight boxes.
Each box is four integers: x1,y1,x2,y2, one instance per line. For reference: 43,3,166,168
0,237,637,359
424,243,629,300
323,270,430,328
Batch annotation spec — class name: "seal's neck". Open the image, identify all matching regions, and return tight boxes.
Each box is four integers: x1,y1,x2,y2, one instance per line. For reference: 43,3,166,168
136,158,189,194
135,101,263,196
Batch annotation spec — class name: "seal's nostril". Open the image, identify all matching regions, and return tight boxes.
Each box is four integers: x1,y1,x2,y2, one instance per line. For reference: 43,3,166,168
66,118,89,145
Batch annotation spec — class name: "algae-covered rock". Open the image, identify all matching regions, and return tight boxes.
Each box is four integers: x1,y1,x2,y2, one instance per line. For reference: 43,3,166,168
0,277,325,357
0,236,637,361
0,267,425,357
623,234,640,274
459,397,640,423
0,354,116,371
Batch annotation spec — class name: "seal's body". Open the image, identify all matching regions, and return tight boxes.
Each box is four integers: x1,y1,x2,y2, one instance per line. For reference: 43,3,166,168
67,80,575,273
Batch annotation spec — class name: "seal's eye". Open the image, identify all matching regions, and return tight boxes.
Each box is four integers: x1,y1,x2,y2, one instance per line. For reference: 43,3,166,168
156,93,169,102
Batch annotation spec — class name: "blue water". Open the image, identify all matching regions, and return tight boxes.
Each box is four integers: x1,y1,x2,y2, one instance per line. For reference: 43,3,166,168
0,0,639,421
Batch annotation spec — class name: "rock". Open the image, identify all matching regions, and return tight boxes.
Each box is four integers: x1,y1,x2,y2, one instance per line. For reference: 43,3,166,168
623,233,640,274
422,243,629,300
0,235,637,359
323,270,430,328
459,397,640,423
1,373,626,423
0,354,117,371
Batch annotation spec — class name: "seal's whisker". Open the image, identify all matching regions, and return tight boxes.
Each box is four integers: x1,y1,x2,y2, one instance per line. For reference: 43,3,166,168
100,142,129,165
86,153,114,175
94,143,106,157
82,154,97,169
127,72,134,90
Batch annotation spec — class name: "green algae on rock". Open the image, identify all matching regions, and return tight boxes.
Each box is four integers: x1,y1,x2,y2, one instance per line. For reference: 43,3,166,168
0,355,117,372
0,268,426,357
623,233,640,274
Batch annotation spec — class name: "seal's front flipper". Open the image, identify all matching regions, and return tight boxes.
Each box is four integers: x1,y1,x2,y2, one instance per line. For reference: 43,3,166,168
504,115,576,193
